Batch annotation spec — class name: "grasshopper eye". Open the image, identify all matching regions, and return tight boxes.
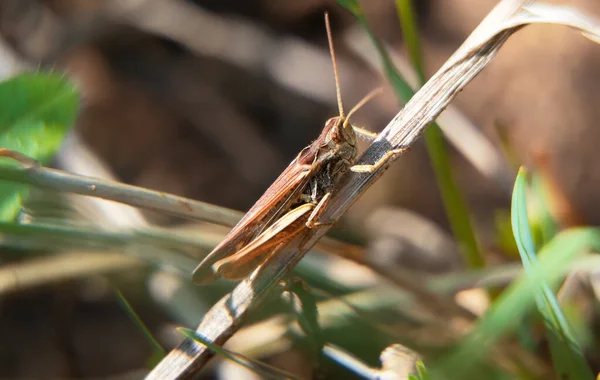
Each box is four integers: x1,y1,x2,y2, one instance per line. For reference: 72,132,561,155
328,117,347,144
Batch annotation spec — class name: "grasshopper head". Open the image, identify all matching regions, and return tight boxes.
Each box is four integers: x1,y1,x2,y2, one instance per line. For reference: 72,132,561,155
326,116,357,149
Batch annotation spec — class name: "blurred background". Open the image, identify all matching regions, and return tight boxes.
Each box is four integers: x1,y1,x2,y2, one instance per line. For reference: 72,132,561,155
1,0,600,378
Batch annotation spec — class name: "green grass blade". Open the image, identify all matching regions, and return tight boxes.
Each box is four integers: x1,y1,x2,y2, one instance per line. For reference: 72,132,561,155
284,278,324,356
530,171,559,246
434,227,600,379
395,0,426,83
337,0,483,268
511,167,593,379
425,130,483,268
413,360,431,380
114,288,166,367
337,0,413,100
0,73,79,221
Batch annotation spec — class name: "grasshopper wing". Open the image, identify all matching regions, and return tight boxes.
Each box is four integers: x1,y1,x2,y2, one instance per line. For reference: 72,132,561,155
192,118,339,284
212,203,314,280
192,149,314,284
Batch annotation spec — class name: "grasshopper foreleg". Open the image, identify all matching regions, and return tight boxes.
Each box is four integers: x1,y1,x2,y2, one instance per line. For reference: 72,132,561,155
350,148,406,173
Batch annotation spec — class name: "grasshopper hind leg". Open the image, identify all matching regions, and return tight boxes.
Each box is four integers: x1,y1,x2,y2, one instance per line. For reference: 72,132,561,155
214,242,285,281
247,243,288,281
305,192,334,228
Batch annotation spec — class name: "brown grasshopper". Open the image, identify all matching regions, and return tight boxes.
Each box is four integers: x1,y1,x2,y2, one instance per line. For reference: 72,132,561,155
192,13,396,284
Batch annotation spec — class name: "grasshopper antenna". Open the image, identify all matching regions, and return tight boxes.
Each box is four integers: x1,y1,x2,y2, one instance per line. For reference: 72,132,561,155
345,87,384,140
346,87,384,122
325,12,344,119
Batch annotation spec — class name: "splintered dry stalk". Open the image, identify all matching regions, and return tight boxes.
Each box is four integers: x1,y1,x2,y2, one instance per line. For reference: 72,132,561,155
147,1,600,378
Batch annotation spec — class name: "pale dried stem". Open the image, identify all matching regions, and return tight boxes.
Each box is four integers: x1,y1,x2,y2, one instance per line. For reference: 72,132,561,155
343,27,515,193
0,156,240,226
145,1,552,378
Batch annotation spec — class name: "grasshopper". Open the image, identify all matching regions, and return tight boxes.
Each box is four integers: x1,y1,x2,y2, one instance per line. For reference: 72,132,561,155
192,13,397,284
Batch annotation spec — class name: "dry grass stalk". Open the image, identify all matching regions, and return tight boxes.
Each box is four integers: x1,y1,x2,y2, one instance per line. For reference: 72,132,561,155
146,1,600,378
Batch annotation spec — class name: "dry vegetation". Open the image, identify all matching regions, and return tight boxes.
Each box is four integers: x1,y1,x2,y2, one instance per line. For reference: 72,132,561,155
1,0,600,379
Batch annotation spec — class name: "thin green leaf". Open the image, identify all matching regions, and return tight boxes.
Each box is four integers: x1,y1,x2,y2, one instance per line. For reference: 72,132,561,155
416,360,431,380
434,227,600,379
493,209,519,257
178,327,301,380
283,278,324,355
530,171,558,246
337,0,413,101
395,0,426,83
0,73,79,221
511,167,593,379
114,288,166,364
335,0,363,20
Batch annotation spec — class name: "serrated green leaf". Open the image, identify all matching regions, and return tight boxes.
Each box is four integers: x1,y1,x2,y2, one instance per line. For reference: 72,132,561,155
0,73,79,221
511,167,593,379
